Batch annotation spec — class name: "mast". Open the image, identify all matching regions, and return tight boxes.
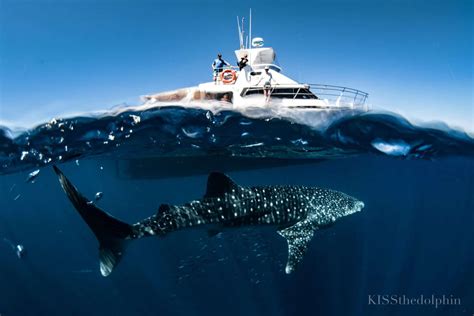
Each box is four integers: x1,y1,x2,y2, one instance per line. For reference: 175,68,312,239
248,8,252,64
237,16,244,49
249,8,252,49
242,17,246,49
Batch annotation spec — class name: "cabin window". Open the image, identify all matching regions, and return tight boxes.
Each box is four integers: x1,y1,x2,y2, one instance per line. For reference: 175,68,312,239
243,89,265,96
203,92,233,103
242,88,318,99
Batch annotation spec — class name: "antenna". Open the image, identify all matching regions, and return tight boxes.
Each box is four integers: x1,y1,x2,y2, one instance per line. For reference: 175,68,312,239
249,8,252,49
248,8,252,65
242,17,245,49
237,16,243,48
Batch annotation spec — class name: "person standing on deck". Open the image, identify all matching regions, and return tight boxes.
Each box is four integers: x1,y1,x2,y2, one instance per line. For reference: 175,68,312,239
237,54,249,70
212,53,231,83
257,66,274,102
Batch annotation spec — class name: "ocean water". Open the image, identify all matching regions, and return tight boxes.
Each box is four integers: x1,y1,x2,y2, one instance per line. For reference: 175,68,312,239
0,105,473,316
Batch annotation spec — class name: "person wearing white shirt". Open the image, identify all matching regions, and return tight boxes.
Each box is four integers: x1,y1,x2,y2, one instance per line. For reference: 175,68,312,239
258,66,273,102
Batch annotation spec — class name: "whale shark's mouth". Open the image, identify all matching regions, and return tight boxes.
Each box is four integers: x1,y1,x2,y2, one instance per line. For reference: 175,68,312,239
346,201,365,215
355,201,365,212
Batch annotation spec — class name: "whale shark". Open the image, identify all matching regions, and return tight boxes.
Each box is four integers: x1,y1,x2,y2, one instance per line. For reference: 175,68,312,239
53,166,364,277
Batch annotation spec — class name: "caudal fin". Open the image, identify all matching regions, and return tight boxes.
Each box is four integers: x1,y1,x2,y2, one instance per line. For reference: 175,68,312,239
53,166,134,276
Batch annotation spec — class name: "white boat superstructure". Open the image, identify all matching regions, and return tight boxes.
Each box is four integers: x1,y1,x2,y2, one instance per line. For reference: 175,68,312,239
142,13,368,111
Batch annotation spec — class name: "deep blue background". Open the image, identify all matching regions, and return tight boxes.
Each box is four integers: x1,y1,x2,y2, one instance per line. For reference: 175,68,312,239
0,155,473,316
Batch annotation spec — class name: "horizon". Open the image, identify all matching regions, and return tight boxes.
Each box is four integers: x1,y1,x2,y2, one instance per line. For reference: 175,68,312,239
0,0,472,132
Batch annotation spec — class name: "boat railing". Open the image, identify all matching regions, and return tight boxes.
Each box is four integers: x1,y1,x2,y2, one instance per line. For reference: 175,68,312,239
242,84,369,108
309,84,368,108
219,64,282,72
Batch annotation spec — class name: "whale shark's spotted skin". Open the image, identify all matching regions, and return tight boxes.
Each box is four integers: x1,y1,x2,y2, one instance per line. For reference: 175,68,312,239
133,186,359,235
131,174,364,274
53,167,364,276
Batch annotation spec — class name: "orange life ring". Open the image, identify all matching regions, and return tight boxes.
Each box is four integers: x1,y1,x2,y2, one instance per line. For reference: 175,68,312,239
220,69,237,84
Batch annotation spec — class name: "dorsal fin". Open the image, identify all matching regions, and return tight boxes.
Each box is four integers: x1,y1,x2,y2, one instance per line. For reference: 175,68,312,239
157,204,171,214
204,172,239,198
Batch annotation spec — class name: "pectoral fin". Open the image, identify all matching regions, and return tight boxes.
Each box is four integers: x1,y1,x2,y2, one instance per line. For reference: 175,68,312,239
277,219,315,274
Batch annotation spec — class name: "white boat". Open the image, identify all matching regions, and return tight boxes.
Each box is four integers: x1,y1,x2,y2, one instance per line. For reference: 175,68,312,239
113,13,370,179
141,14,368,111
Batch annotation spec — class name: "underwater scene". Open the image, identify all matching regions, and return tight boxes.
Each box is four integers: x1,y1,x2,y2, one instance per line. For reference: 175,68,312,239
0,106,473,316
1,1,473,315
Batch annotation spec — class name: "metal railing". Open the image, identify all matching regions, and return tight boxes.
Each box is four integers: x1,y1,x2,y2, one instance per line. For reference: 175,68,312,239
309,84,369,108
241,84,369,108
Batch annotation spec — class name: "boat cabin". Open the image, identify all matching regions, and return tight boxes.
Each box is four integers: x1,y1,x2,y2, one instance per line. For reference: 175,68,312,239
142,15,368,110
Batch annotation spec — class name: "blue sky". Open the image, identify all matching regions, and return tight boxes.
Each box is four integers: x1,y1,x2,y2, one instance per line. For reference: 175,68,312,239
0,0,472,131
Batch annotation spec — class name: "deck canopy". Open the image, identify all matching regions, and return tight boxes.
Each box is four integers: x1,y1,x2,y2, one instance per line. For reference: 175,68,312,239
235,47,279,71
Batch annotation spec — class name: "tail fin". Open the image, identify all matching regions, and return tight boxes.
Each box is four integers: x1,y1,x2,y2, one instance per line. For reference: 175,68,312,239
53,166,134,277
